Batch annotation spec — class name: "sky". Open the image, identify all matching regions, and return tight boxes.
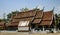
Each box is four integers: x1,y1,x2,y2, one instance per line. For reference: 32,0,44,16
0,0,60,19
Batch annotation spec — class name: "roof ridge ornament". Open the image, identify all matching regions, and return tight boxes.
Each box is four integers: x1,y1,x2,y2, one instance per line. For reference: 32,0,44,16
51,7,55,13
34,6,39,10
42,7,45,11
52,7,55,11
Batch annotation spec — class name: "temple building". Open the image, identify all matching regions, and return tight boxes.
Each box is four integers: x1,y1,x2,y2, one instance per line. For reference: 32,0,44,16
6,8,54,32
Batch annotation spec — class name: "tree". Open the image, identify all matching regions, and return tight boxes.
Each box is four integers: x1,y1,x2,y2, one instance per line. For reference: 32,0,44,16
0,19,3,22
20,7,29,12
55,14,58,26
7,10,19,21
54,14,60,30
7,8,29,21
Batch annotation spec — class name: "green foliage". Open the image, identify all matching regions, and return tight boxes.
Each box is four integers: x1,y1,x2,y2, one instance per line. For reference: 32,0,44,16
7,13,12,19
0,19,3,22
54,13,60,28
20,7,29,12
7,10,19,21
55,13,57,17
55,14,58,26
7,8,29,22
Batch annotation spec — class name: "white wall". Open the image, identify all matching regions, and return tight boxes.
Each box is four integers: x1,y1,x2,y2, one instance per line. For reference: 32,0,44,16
18,27,29,31
18,21,29,31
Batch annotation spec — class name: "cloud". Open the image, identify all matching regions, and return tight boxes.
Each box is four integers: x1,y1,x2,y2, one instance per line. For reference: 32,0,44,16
37,5,43,10
31,5,43,10
57,6,60,10
54,6,60,14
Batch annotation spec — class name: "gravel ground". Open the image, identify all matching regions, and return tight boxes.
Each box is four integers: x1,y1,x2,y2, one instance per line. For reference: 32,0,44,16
0,31,60,35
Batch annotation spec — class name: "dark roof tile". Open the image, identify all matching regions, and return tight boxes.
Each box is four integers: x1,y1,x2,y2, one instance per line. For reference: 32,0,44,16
40,20,52,25
33,19,41,23
42,11,53,20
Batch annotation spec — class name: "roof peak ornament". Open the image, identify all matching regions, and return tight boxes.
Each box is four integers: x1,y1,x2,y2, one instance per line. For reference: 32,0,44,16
52,7,55,11
42,7,45,11
51,7,55,13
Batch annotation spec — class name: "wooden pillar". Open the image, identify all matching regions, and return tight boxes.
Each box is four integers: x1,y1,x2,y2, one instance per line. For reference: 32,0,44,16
4,22,6,30
43,26,44,31
29,23,31,32
36,24,38,28
48,25,50,30
29,25,31,31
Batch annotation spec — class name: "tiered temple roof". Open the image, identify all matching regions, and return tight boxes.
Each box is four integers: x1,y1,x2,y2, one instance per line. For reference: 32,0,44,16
7,9,54,27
